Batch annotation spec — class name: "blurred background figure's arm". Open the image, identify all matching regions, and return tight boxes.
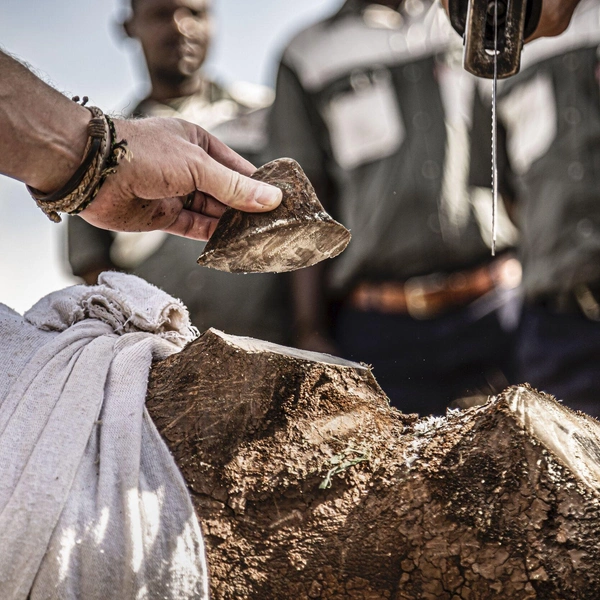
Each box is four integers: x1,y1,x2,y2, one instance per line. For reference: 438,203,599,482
67,218,117,285
525,0,581,40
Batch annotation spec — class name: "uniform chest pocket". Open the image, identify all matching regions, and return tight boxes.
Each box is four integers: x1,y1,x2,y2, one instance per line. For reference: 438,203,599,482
323,68,405,170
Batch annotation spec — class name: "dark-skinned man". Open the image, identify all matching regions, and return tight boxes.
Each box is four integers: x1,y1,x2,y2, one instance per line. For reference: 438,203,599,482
67,0,290,344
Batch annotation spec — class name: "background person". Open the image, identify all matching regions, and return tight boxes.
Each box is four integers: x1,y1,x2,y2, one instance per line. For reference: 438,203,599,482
268,0,521,415
68,0,291,344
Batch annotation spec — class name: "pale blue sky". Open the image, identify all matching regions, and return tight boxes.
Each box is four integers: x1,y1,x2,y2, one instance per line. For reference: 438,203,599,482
0,0,342,313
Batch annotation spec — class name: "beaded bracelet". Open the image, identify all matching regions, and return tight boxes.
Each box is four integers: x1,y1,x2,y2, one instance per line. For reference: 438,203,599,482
27,98,129,222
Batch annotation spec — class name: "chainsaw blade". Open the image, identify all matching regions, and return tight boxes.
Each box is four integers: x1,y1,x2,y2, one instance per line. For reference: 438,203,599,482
491,0,499,256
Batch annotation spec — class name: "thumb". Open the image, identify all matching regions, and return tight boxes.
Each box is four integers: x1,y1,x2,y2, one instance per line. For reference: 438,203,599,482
197,151,282,212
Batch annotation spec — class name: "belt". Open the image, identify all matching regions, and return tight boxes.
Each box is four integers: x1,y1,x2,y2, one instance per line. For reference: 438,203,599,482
348,256,521,319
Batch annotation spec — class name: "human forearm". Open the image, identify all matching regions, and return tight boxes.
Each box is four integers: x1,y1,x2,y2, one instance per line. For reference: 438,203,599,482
0,49,281,239
0,50,89,193
527,0,581,40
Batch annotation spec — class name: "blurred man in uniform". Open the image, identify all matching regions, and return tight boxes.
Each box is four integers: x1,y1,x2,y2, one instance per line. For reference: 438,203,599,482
268,0,521,415
470,0,600,416
68,0,290,344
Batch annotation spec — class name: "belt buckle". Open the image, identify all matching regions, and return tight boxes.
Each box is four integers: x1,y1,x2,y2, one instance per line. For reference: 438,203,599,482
404,275,443,319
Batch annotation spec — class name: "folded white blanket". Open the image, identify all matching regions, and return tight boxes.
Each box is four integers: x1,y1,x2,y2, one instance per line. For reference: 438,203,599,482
0,272,208,600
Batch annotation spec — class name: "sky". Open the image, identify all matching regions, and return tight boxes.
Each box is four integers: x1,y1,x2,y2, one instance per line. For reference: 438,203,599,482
0,0,342,314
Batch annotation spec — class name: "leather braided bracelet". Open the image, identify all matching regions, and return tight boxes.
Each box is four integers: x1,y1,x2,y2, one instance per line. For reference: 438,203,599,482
27,99,129,223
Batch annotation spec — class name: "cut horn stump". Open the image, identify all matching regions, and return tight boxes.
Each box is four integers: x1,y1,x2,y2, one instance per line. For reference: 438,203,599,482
196,158,351,273
147,332,600,599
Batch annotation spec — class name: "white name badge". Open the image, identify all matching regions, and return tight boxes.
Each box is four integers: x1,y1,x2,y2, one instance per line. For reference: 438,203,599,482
324,68,405,170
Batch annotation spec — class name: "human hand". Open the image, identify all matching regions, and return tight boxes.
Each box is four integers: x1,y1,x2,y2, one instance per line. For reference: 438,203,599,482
525,0,580,41
439,0,581,42
80,117,282,241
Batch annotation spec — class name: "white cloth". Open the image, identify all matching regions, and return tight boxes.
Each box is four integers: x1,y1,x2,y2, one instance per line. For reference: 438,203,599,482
0,272,208,600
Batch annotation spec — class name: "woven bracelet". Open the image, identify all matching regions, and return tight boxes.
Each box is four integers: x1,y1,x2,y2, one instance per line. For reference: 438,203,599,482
28,101,129,222
70,115,130,216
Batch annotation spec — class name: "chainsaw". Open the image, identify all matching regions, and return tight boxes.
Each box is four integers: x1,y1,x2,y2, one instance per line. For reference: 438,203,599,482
446,0,543,253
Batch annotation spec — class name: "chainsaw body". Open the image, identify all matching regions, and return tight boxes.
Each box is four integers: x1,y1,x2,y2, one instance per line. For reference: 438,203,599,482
448,0,543,78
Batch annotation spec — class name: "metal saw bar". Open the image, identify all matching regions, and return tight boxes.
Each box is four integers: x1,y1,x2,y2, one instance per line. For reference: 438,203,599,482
448,0,542,79
491,0,499,255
